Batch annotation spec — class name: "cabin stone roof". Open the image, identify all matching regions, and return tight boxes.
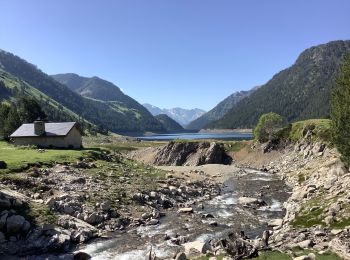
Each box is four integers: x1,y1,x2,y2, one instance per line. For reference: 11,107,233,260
10,122,79,138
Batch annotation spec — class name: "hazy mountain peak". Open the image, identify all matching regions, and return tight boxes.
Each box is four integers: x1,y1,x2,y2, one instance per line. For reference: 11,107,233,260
143,104,206,127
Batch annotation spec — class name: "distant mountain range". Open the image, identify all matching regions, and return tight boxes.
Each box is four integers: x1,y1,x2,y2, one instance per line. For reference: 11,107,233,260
143,103,206,127
186,87,258,130
0,50,164,133
207,40,350,129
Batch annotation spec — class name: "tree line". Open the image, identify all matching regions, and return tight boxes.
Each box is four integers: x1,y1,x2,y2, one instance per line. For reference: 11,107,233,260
254,55,350,168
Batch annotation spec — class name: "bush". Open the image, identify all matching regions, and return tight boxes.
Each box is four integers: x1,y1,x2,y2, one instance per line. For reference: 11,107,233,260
331,55,350,167
253,112,284,143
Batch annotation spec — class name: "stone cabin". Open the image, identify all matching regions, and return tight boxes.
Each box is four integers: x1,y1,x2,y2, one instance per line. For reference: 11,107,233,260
10,121,83,149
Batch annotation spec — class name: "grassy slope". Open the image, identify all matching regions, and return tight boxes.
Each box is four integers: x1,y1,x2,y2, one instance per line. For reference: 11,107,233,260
0,141,92,173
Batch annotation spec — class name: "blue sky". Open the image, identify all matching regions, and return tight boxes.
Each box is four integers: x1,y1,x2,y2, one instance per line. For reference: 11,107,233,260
1,1,349,110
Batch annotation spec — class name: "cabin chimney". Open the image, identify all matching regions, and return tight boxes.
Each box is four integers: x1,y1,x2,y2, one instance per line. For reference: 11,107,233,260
34,120,45,136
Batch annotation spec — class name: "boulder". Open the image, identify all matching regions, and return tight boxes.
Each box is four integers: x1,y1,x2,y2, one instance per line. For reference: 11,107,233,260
0,161,7,169
175,252,187,260
84,212,103,225
177,208,193,214
153,141,232,166
268,219,283,227
6,215,25,234
183,240,211,255
238,197,259,205
100,201,111,211
74,251,91,260
297,239,313,248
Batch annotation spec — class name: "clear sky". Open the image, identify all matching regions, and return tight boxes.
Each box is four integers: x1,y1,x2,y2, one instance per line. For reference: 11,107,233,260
1,1,349,111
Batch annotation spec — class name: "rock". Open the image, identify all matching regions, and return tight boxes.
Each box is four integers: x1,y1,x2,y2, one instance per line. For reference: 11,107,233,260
330,229,342,235
6,215,25,234
141,212,152,220
85,212,103,225
308,253,316,260
208,221,217,226
268,218,283,227
177,208,193,214
71,177,86,184
153,141,231,166
48,233,71,251
100,201,111,211
22,220,31,233
45,197,56,208
183,240,211,254
0,212,8,229
0,197,11,208
0,231,6,243
297,239,313,248
325,215,335,226
147,219,159,225
202,213,214,218
293,256,310,260
0,161,7,169
63,204,75,215
238,197,259,205
175,252,187,260
74,251,91,260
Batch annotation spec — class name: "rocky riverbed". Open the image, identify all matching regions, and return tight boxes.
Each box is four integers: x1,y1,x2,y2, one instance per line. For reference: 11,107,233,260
81,167,290,259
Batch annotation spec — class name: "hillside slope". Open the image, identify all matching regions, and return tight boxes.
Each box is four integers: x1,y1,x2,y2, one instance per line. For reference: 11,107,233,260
155,114,184,132
186,88,257,130
0,50,164,133
0,69,86,125
208,40,350,129
143,103,206,126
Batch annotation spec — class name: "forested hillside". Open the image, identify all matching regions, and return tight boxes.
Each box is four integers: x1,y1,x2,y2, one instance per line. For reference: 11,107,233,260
186,88,257,130
155,114,184,132
0,50,164,133
208,40,350,129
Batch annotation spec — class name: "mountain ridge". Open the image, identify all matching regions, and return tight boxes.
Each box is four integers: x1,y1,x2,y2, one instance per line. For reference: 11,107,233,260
208,40,350,129
143,103,205,127
186,87,258,130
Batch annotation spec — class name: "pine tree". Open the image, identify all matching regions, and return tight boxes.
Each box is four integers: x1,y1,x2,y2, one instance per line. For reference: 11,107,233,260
331,55,350,167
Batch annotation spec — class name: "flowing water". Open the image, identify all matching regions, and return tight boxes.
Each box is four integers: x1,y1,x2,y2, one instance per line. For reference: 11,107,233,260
82,168,290,260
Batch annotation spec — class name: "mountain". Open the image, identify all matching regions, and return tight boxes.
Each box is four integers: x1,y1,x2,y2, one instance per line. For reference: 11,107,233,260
0,50,164,133
143,103,206,126
208,40,350,129
155,114,185,132
186,88,257,130
52,73,125,102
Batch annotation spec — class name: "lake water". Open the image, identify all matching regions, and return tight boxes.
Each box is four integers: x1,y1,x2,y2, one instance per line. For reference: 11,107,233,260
137,132,253,141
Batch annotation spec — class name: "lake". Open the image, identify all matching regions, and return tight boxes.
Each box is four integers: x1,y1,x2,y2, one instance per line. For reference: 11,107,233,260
137,132,253,141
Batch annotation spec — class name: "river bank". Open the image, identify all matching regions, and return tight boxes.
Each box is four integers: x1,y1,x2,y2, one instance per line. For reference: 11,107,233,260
0,131,349,259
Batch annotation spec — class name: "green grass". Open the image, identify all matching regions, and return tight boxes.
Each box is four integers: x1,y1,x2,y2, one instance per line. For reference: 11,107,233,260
224,141,249,152
288,119,332,142
253,251,291,260
292,207,325,228
0,141,99,173
292,247,341,260
22,202,58,226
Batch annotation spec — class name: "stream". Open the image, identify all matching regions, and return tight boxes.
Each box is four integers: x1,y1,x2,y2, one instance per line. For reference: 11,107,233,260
81,168,290,259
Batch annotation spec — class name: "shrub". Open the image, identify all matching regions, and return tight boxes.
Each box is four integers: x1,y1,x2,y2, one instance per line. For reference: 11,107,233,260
253,112,284,143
